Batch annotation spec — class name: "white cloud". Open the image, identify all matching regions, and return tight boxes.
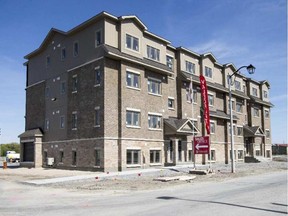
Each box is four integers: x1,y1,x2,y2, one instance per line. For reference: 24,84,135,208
189,40,249,64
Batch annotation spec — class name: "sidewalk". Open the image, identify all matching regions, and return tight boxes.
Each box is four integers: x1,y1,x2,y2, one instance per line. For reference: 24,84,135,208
24,164,206,185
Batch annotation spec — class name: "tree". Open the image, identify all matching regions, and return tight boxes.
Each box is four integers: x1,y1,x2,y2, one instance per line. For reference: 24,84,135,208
0,143,20,157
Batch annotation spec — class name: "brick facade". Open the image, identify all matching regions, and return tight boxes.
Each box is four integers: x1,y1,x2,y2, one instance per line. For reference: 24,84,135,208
20,12,273,170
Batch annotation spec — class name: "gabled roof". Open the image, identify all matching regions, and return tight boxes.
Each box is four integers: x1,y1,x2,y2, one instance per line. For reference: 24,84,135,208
260,80,270,88
119,15,147,30
249,95,274,107
18,128,43,138
164,118,199,135
243,126,265,137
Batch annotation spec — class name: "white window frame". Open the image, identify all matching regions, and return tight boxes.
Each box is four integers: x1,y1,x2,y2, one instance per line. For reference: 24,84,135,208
185,61,195,74
126,70,140,89
126,149,141,166
147,45,160,61
150,149,161,164
126,108,141,128
166,55,174,70
204,66,212,78
253,107,260,117
252,87,258,97
210,121,216,134
72,111,77,130
148,78,161,96
95,29,102,47
148,113,162,130
237,126,243,137
235,80,241,91
208,93,214,106
126,34,139,52
264,109,270,118
265,129,270,139
168,97,175,109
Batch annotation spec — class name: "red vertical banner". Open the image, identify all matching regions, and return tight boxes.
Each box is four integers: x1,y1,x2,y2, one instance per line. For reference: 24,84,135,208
200,75,210,134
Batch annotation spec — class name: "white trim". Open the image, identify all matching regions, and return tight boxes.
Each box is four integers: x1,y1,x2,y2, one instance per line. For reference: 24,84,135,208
26,80,45,89
94,106,100,110
126,68,141,75
126,107,141,112
125,33,140,53
148,112,162,116
126,147,141,150
147,76,161,82
168,96,175,100
67,57,104,72
149,147,161,150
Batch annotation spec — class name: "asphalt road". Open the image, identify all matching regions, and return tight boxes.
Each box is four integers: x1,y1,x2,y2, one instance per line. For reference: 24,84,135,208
0,171,287,216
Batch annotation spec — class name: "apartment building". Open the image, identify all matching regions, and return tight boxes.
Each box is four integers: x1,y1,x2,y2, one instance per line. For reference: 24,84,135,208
19,11,273,171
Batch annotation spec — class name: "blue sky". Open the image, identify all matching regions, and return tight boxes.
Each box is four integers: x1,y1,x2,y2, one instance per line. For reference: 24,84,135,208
0,0,287,144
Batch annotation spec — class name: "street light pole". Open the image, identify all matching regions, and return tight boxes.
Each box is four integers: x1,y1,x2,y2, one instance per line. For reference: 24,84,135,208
228,64,255,173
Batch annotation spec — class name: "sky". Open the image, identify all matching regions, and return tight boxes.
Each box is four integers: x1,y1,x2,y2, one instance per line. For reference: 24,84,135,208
0,0,287,144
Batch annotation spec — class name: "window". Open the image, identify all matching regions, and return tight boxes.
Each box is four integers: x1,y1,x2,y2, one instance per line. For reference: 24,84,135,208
126,71,140,88
208,94,214,106
166,55,174,70
45,119,49,131
265,130,270,138
235,80,241,91
150,150,161,164
126,110,140,127
46,56,50,67
45,87,50,98
95,30,102,47
265,110,270,118
127,149,140,165
61,47,66,60
72,112,77,129
188,150,194,162
236,102,243,113
238,150,244,160
229,124,236,135
229,99,235,110
148,79,161,95
60,82,66,94
253,107,259,117
60,116,65,129
72,150,77,166
126,34,139,51
72,75,78,92
252,87,258,97
263,90,268,98
73,41,79,57
237,126,243,136
205,66,212,78
186,87,197,103
148,114,162,129
208,150,216,161
59,150,64,163
147,45,160,61
94,107,100,127
210,121,215,134
230,150,237,160
95,68,101,85
95,149,101,166
168,97,175,109
266,150,271,158
255,150,260,156
185,61,195,74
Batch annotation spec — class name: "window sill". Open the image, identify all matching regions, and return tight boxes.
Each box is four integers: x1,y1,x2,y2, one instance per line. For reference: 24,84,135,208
148,93,162,97
126,125,141,129
168,107,175,110
93,165,101,168
150,163,162,166
148,128,163,131
94,84,100,87
127,164,141,168
94,125,100,128
127,86,141,91
72,128,77,131
72,91,77,94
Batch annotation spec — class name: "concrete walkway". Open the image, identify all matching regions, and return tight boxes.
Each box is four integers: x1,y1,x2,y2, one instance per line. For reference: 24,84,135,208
24,164,204,185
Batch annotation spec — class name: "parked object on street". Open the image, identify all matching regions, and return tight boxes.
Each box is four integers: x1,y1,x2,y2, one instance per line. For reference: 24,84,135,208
6,151,20,163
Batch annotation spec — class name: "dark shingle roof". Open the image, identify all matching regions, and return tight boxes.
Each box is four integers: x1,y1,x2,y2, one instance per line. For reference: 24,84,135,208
243,126,265,137
18,128,43,138
249,95,273,107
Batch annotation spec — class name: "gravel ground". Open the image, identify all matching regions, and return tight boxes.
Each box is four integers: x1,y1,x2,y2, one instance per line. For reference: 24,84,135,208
1,157,287,192
46,158,287,192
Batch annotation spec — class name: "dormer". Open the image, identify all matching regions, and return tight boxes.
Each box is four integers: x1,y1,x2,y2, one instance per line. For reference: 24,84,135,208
177,47,201,78
260,80,270,102
201,53,223,85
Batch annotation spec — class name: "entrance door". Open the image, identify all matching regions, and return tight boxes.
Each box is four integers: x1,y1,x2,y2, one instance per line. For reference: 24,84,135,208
23,142,34,162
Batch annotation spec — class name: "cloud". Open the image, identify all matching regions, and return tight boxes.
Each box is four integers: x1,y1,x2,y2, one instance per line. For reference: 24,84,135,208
189,39,249,63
